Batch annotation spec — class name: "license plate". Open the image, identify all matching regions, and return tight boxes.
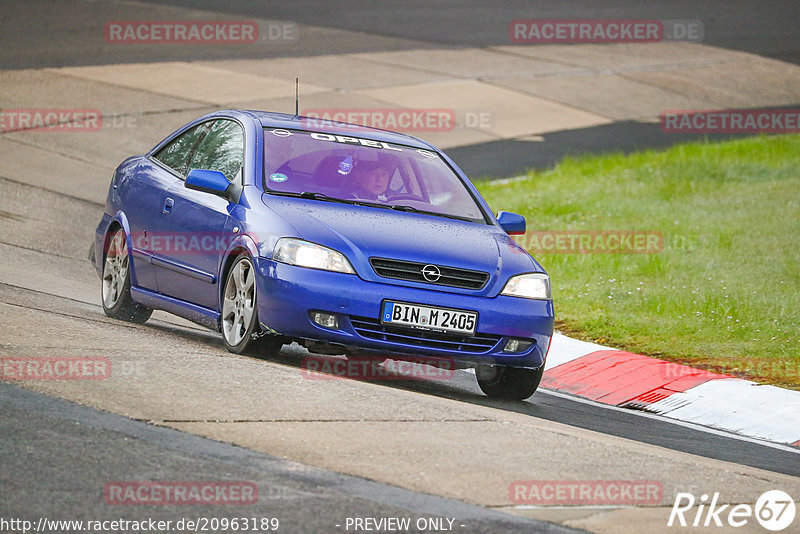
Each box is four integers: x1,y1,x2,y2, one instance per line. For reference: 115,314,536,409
381,301,477,336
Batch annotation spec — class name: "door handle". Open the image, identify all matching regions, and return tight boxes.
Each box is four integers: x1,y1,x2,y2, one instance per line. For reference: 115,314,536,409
163,197,174,214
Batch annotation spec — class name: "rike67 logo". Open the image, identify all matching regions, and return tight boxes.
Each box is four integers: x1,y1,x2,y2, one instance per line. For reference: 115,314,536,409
668,490,795,531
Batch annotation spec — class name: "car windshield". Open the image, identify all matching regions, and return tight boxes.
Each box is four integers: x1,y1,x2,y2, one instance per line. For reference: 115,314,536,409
262,128,486,222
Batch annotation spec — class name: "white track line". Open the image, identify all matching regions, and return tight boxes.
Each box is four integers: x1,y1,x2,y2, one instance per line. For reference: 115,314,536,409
462,367,799,452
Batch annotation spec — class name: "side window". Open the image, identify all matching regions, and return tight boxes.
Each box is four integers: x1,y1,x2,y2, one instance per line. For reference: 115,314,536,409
153,122,212,177
187,119,244,183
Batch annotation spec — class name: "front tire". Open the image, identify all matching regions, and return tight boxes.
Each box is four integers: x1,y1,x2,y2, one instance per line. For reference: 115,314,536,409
475,364,544,400
101,228,152,323
221,255,282,357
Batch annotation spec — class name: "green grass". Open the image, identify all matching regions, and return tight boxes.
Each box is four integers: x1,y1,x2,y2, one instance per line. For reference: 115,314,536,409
476,135,800,389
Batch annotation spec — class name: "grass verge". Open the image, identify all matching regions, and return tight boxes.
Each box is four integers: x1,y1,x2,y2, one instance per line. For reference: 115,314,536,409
476,134,800,389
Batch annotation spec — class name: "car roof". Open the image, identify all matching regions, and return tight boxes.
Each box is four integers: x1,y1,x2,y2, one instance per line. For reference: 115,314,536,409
243,110,436,150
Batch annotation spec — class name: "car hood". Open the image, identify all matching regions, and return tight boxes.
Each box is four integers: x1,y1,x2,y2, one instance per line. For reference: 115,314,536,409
261,195,541,294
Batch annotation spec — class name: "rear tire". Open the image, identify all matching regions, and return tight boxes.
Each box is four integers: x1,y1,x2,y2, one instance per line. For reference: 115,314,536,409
101,228,152,324
221,255,283,357
475,364,544,400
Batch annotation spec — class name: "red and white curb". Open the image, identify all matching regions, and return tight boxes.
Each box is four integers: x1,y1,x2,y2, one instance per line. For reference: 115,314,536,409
543,333,800,448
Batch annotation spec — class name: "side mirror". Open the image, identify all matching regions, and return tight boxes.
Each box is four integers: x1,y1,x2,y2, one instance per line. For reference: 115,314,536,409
497,211,526,235
185,169,232,200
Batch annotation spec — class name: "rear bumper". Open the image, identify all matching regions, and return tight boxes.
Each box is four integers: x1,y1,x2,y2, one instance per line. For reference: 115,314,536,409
255,259,554,368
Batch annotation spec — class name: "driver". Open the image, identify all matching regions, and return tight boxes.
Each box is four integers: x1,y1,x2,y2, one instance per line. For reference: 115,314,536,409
353,160,391,201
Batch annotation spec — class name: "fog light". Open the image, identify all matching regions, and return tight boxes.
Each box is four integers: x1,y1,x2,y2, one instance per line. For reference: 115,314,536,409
503,338,533,353
312,312,339,329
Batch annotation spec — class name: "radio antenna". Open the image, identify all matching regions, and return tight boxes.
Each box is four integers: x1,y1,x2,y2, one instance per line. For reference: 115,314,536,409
295,77,299,116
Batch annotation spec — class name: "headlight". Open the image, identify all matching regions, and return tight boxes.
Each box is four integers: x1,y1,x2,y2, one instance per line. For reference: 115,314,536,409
273,238,355,274
500,273,551,300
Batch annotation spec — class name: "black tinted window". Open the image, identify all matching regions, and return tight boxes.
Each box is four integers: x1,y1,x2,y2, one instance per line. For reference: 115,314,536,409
153,121,212,177
187,120,244,182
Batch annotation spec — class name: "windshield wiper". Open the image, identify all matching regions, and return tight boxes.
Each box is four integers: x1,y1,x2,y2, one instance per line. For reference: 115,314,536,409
298,192,393,210
389,204,419,212
269,191,477,221
298,191,354,204
388,204,474,222
269,190,388,209
269,190,355,205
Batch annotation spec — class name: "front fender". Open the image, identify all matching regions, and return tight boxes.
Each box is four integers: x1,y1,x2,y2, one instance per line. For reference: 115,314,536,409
216,232,262,311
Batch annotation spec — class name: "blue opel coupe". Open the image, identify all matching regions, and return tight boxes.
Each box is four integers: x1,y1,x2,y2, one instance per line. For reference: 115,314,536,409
94,110,554,399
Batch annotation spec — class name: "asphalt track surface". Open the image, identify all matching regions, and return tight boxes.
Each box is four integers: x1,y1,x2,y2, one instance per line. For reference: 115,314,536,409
1,1,800,532
7,1,800,66
0,382,578,534
3,1,800,178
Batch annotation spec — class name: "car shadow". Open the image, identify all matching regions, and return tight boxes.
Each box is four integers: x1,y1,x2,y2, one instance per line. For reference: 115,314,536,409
261,343,540,410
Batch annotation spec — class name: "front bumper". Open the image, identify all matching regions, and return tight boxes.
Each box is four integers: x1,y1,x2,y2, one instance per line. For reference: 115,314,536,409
255,259,554,369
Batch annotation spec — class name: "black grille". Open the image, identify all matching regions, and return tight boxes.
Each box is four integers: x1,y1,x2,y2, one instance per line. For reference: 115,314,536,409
350,316,501,354
370,258,489,290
